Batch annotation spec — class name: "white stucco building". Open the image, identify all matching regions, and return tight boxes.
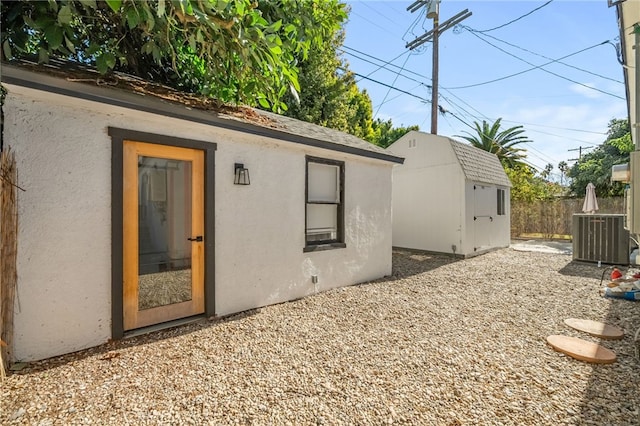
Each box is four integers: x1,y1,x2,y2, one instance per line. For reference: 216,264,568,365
1,61,403,361
389,131,511,257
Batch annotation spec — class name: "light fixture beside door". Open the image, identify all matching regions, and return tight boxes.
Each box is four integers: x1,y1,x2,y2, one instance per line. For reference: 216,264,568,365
234,163,250,185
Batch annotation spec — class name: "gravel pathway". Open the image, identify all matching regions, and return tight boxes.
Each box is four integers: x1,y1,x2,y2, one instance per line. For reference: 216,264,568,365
2,248,640,425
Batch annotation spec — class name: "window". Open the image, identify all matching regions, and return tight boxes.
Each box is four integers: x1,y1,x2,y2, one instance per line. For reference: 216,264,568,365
305,156,345,251
497,188,506,215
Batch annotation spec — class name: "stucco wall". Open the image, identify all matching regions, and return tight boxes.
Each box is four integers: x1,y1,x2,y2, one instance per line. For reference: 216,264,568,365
389,132,464,254
4,84,393,361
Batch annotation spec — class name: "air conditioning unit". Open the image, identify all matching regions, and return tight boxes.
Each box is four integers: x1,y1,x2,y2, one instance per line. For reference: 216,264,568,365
573,214,630,265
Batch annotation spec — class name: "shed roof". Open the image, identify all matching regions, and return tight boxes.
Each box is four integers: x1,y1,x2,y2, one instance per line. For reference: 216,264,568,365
449,139,512,187
1,59,403,164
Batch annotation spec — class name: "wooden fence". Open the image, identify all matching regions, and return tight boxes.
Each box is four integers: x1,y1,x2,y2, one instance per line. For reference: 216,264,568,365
511,197,625,239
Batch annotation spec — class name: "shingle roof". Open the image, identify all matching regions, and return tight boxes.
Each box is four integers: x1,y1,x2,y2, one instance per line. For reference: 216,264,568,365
449,139,512,187
1,59,403,164
250,109,398,162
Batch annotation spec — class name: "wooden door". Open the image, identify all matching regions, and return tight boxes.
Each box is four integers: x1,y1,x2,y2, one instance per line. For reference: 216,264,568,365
123,141,205,331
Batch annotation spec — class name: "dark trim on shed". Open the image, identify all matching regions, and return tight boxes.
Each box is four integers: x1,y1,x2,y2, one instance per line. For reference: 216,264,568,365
108,127,217,339
304,155,346,252
2,64,404,165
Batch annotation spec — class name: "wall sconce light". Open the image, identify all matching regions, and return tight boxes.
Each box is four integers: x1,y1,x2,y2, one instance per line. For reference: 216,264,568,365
234,163,250,185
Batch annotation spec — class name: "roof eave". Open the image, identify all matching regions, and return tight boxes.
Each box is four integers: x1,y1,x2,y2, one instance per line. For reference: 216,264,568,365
1,64,404,165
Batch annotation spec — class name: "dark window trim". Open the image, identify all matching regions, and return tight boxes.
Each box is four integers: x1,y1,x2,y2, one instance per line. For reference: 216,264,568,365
304,156,345,252
303,242,347,253
109,127,216,339
497,188,506,216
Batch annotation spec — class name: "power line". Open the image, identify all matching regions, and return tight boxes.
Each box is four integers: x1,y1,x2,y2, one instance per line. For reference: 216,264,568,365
525,144,563,166
468,30,625,100
436,100,575,171
444,35,611,90
440,87,491,120
343,42,618,148
380,1,412,24
440,95,609,137
446,33,624,100
374,54,412,119
523,128,602,146
343,45,430,82
345,43,621,109
405,3,472,135
354,50,412,83
443,96,605,150
359,1,404,27
348,70,431,103
443,109,542,172
438,92,486,124
500,119,606,135
341,48,430,89
402,5,427,44
438,85,609,137
464,27,624,85
475,0,555,33
348,10,392,34
373,84,425,110
438,96,557,166
345,45,615,141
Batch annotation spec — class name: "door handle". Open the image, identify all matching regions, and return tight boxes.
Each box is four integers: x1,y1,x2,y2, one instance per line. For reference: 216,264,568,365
187,236,203,242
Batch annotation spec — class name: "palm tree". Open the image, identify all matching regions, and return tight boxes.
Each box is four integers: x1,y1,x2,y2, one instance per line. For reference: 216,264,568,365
558,161,568,186
455,118,531,168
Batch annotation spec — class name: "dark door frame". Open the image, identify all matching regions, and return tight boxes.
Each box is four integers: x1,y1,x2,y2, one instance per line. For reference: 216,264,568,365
109,127,216,339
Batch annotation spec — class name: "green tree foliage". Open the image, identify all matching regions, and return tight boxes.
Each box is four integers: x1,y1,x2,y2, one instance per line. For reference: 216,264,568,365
370,119,419,148
453,118,562,201
505,164,563,202
455,118,530,168
1,0,347,111
281,15,374,142
281,11,416,145
283,32,375,142
567,118,632,197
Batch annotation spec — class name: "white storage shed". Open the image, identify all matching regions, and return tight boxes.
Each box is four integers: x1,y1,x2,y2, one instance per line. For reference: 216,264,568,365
1,61,403,361
389,131,511,257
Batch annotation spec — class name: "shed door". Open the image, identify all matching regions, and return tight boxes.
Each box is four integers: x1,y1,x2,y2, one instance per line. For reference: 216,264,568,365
123,141,205,331
473,184,493,251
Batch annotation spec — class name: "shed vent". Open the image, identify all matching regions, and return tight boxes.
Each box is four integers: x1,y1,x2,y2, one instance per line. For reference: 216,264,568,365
572,214,629,265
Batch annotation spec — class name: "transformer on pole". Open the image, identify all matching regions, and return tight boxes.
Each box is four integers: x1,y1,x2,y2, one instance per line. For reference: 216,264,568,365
406,1,472,135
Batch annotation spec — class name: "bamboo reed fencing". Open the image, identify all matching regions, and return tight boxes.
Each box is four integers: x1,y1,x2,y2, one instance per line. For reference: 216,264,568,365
1,148,18,376
511,197,625,239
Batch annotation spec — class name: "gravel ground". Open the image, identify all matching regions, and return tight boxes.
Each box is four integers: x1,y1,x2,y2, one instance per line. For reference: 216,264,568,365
2,248,640,425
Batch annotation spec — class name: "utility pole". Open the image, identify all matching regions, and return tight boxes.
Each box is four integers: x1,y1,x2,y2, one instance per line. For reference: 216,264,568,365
567,146,593,162
431,5,439,136
406,1,471,135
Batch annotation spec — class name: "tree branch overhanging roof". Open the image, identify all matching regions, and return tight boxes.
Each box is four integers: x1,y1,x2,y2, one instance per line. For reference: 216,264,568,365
1,59,404,165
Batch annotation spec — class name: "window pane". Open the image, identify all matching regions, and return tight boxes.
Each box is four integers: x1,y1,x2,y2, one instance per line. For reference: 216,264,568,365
306,203,337,240
308,162,339,203
138,156,193,310
497,188,505,215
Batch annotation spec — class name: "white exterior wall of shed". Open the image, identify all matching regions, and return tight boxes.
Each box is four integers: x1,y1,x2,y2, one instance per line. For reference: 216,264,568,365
390,132,465,255
4,84,393,361
462,182,511,256
390,131,511,257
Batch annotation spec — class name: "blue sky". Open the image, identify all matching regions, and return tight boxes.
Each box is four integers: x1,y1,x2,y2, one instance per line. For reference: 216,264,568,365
342,0,628,179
